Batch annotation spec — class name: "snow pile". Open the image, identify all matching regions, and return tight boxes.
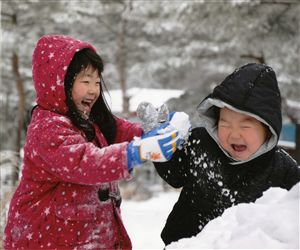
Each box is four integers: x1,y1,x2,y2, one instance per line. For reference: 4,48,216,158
167,183,300,249
122,183,299,249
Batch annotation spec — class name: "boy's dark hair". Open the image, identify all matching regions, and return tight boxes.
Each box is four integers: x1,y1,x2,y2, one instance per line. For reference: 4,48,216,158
64,48,117,144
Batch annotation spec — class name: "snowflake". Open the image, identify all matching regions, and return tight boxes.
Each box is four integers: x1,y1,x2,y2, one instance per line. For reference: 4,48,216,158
56,76,63,86
110,156,117,162
222,188,230,196
63,167,70,172
44,207,50,216
26,233,33,240
83,155,88,162
48,53,54,59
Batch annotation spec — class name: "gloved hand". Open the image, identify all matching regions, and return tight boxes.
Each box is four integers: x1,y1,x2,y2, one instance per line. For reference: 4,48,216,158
168,111,175,121
127,130,180,170
137,102,169,134
167,111,191,141
141,121,170,138
141,111,187,138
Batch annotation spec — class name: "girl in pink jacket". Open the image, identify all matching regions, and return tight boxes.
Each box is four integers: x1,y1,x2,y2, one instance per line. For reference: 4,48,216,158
4,35,182,250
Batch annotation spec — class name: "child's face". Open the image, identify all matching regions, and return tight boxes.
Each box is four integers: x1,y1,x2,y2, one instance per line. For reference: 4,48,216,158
217,107,268,161
71,66,101,119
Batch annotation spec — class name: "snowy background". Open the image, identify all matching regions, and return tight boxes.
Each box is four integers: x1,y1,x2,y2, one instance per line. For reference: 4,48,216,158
122,183,299,249
1,1,300,248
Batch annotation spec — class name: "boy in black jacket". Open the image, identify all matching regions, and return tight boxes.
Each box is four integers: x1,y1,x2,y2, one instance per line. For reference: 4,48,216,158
154,63,300,246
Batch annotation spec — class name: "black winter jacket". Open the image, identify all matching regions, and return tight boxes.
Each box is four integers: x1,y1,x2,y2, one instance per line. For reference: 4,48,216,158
154,63,300,245
155,128,300,245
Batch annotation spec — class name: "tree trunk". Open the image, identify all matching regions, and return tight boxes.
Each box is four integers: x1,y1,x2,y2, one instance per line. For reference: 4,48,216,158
295,124,300,164
11,51,25,185
117,16,129,117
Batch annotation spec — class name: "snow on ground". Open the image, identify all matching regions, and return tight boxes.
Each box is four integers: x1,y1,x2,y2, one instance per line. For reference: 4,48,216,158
122,191,179,249
122,183,300,249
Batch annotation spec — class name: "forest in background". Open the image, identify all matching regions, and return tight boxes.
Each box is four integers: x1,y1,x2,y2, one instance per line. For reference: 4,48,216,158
1,0,299,152
0,0,299,191
0,0,299,245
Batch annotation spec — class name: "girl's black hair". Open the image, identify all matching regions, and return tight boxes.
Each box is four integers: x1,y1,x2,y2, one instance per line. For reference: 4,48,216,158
64,48,117,144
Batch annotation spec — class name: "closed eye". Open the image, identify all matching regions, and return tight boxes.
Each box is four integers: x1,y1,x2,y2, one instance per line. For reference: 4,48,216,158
241,123,253,129
218,121,230,128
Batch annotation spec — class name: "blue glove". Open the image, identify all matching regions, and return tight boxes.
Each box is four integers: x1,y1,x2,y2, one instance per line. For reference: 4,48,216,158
168,111,175,121
127,130,180,170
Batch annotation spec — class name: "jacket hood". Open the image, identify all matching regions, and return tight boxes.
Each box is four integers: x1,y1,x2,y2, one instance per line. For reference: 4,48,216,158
197,63,282,164
32,35,97,114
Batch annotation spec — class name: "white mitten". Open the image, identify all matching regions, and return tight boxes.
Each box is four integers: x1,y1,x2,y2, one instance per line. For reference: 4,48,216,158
158,112,191,142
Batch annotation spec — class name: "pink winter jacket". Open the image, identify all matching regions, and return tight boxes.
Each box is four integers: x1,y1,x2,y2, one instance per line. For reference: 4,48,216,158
4,35,142,250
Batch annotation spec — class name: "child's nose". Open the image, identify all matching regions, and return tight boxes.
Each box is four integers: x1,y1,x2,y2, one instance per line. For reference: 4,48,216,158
229,129,241,139
88,83,99,94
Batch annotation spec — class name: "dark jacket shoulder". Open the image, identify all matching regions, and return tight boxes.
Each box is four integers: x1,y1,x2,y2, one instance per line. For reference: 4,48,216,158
269,147,300,190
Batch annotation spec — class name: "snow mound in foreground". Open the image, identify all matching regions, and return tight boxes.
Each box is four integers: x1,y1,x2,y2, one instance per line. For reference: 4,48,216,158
167,183,300,249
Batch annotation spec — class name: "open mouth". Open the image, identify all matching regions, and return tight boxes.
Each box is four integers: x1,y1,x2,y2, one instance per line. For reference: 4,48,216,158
81,99,94,109
79,99,95,118
231,144,247,152
82,100,92,108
